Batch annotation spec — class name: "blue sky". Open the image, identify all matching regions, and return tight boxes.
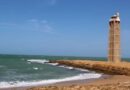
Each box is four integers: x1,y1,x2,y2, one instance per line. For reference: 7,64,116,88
0,0,130,57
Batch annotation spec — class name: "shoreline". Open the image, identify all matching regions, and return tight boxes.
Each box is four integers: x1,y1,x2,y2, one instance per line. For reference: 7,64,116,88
1,60,130,90
52,74,110,86
0,74,109,90
27,75,130,90
2,74,130,90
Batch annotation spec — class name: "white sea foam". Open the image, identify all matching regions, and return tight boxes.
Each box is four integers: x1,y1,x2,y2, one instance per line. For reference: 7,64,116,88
75,68,89,72
58,65,89,71
33,67,39,70
0,73,102,88
27,59,59,66
27,59,89,71
58,65,74,70
47,63,59,66
27,59,49,64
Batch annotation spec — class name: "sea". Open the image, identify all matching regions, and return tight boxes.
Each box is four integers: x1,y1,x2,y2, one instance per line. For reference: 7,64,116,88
0,54,129,88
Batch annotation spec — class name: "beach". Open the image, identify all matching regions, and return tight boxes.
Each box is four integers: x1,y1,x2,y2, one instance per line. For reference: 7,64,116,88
27,75,130,90
1,75,130,90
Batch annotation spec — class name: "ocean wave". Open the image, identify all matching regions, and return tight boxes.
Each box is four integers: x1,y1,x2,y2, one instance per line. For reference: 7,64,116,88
0,73,102,88
27,59,49,64
27,59,59,66
47,63,59,66
27,59,89,72
75,68,90,72
33,67,39,70
58,65,74,70
57,65,90,72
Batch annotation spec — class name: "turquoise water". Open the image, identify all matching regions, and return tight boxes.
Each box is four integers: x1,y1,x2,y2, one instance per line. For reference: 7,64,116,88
0,54,129,88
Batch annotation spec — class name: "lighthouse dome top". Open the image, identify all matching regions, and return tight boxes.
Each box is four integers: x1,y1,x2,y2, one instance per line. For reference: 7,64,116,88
109,12,120,22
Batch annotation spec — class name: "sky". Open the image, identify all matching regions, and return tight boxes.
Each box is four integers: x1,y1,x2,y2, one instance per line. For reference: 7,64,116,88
0,0,130,57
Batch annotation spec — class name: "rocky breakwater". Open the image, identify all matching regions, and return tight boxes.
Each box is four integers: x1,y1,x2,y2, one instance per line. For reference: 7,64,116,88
50,60,130,75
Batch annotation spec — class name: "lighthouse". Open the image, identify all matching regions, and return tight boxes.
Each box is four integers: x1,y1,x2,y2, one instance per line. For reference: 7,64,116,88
108,12,121,63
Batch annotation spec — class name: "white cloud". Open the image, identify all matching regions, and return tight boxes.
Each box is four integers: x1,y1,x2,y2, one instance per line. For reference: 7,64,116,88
0,19,54,34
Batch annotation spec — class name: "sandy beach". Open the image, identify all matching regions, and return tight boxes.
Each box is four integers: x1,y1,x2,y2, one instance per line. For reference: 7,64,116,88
1,75,130,90
27,75,130,90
